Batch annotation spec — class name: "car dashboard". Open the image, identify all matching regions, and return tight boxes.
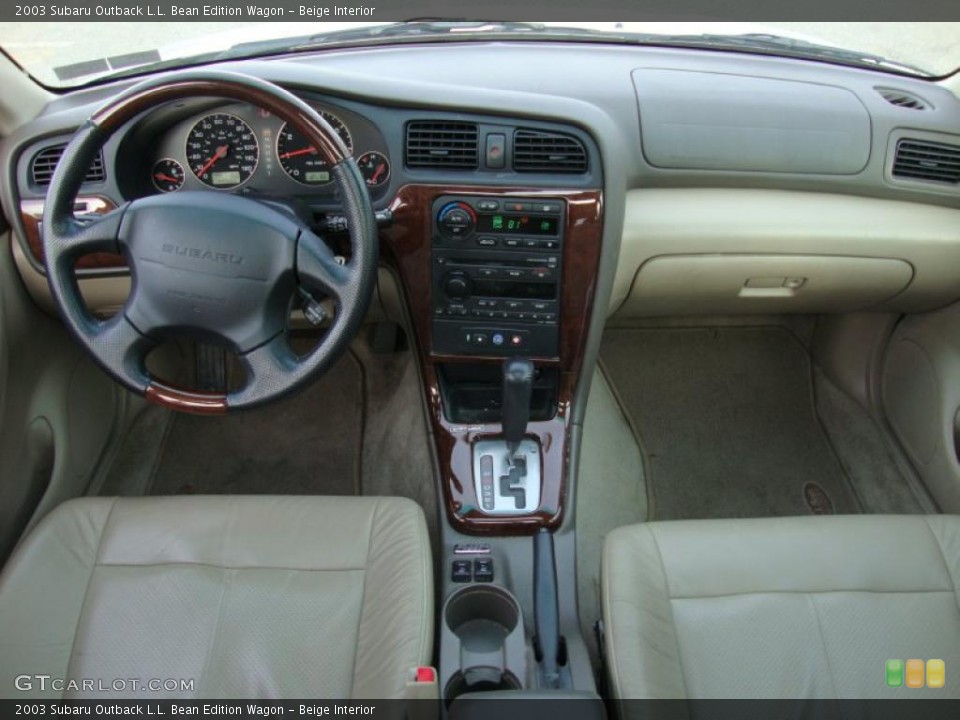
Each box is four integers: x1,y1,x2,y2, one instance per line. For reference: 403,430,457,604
2,37,960,704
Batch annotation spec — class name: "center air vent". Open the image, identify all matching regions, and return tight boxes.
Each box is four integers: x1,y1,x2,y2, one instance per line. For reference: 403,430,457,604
892,139,960,185
31,144,106,186
513,130,587,173
877,88,930,111
405,121,478,169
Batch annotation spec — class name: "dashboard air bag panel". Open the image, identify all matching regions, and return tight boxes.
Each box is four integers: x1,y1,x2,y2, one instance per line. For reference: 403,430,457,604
633,69,871,174
622,254,913,316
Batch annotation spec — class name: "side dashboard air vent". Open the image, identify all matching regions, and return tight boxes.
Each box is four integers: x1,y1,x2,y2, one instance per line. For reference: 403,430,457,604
892,139,960,185
513,129,587,173
31,144,106,186
405,121,479,169
877,88,930,111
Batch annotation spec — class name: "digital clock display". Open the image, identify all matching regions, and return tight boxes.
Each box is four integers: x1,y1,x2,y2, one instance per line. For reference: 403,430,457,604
477,214,558,236
211,170,242,186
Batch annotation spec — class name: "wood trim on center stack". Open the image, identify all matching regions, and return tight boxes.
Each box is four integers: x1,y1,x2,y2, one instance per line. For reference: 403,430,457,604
381,184,603,535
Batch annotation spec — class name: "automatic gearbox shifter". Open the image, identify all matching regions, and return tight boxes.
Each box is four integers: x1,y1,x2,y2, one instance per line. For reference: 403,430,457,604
502,358,534,462
473,358,540,515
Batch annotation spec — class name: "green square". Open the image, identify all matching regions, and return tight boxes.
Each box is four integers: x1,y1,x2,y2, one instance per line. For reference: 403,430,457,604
886,659,904,687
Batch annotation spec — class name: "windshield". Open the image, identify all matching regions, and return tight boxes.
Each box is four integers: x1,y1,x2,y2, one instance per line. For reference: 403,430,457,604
1,21,958,88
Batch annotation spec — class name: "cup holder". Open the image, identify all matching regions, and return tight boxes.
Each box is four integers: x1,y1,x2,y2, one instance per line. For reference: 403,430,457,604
440,585,527,700
445,671,522,700
445,585,519,651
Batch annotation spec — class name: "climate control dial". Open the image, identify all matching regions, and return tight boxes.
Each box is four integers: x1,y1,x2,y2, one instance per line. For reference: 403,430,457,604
443,271,473,300
437,202,477,239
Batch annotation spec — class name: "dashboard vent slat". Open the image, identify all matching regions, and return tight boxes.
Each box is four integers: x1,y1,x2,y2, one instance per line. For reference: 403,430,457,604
513,129,587,173
405,121,478,169
892,139,960,185
31,144,106,186
877,88,930,111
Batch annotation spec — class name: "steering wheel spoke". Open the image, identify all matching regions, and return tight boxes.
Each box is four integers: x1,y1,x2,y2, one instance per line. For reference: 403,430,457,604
297,229,352,302
232,334,302,407
46,204,128,271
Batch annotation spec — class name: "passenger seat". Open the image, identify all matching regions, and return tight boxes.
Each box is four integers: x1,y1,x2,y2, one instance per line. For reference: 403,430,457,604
602,515,960,699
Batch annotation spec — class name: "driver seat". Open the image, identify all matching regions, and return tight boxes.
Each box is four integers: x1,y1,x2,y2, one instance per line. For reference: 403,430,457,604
0,495,433,698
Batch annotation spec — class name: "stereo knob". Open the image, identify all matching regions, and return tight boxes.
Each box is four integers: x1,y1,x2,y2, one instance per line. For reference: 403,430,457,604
437,202,476,239
444,272,473,300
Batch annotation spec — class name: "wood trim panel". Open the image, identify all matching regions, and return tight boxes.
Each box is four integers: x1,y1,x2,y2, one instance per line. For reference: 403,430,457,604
145,382,228,415
20,197,126,270
381,185,603,535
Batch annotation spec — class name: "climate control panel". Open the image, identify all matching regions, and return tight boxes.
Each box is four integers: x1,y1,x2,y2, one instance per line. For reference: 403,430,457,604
430,195,564,358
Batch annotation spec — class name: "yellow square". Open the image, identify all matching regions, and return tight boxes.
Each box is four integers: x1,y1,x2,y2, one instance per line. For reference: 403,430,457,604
906,659,925,688
926,659,945,689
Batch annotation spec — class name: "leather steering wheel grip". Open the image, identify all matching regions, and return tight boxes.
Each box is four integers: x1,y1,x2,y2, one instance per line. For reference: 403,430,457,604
41,70,379,413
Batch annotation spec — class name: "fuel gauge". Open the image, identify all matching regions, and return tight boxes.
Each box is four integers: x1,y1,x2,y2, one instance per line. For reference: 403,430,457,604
152,158,185,193
357,151,390,188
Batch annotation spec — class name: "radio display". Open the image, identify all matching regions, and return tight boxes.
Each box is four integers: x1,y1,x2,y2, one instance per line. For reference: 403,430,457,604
473,279,555,300
477,214,558,236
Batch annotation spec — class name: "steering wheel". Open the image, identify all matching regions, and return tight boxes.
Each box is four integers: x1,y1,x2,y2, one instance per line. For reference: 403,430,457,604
41,71,378,414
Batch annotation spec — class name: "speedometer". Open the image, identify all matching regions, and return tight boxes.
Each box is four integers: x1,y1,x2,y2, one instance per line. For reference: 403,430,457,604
185,113,259,189
277,111,353,186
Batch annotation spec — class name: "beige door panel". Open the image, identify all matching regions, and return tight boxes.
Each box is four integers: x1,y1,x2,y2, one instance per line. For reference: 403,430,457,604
0,231,120,561
883,301,960,513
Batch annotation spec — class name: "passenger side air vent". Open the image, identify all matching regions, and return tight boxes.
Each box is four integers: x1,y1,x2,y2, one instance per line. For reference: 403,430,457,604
31,144,106,186
405,121,479,169
877,88,930,111
892,139,960,184
513,129,587,173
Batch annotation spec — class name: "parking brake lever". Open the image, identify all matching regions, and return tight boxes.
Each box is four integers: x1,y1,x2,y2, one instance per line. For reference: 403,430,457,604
501,358,534,462
534,528,563,689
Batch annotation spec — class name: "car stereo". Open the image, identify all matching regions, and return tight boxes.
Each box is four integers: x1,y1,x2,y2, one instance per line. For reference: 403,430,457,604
430,195,564,357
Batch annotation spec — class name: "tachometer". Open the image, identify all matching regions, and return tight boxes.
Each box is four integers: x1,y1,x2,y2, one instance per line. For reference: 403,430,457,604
185,113,259,189
277,111,353,186
152,158,184,193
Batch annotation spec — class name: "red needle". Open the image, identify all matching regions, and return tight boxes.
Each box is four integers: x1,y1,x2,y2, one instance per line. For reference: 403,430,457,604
371,164,386,182
154,173,179,184
196,145,228,177
280,147,317,160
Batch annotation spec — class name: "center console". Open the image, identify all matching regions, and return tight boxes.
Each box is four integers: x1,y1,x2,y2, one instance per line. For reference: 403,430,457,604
380,182,603,703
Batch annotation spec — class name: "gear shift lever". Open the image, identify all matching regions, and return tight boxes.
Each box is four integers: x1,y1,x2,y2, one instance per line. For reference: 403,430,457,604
502,358,534,461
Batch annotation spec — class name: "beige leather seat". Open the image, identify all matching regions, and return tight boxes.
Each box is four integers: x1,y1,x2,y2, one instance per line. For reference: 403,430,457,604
602,515,960,699
0,495,433,699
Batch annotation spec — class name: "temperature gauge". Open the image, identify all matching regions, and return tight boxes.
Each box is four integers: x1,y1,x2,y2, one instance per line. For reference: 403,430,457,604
357,151,390,188
151,158,184,193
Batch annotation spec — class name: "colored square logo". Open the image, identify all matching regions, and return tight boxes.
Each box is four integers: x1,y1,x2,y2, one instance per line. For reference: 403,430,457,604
927,659,945,689
906,659,925,688
885,659,904,687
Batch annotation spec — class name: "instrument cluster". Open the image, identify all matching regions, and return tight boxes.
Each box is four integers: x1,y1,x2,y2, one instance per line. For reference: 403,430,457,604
146,101,391,200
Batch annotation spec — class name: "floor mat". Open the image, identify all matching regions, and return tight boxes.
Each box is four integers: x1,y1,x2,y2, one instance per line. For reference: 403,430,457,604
600,327,862,520
148,352,362,496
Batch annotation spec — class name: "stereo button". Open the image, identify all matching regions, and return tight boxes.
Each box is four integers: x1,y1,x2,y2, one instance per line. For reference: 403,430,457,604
478,237,498,247
539,240,560,250
504,239,521,248
477,200,499,211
